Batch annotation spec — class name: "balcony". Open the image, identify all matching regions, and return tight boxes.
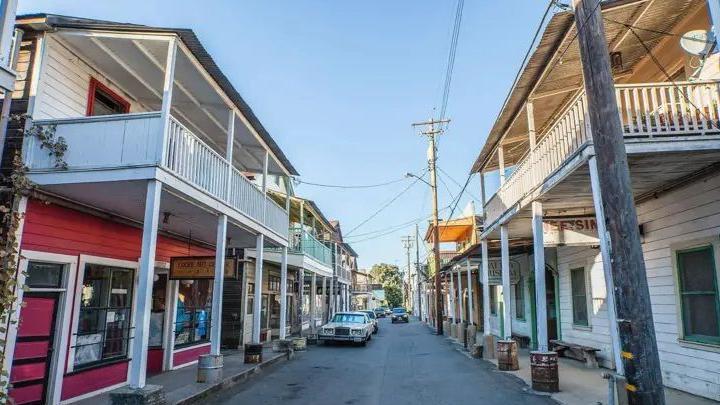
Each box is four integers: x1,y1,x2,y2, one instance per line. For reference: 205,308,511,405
484,80,720,228
350,284,383,294
289,227,332,267
26,113,289,239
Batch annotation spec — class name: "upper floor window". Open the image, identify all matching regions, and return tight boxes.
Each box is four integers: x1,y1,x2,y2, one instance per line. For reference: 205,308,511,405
677,245,720,345
87,78,130,116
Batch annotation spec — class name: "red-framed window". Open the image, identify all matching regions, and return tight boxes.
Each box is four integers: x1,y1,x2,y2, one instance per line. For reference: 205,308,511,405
86,78,130,116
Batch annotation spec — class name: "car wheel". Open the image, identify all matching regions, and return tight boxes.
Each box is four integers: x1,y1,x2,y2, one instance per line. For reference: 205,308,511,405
360,339,367,347
368,333,372,341
373,328,378,334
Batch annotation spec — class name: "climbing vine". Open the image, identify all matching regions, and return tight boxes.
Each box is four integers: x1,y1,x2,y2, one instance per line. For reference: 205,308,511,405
0,116,66,398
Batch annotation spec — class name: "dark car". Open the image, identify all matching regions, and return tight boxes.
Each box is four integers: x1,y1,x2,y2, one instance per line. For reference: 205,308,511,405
374,307,386,318
391,307,409,323
359,310,379,334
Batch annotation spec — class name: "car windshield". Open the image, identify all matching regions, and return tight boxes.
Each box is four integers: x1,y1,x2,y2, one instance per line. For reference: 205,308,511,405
392,308,406,314
332,314,365,323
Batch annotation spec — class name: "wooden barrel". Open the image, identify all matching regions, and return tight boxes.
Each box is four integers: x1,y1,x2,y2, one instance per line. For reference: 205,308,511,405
496,340,519,371
530,351,559,392
244,343,263,364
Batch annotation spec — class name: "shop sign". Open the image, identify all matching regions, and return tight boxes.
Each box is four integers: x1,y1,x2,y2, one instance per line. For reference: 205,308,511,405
487,258,521,286
169,256,235,279
543,217,599,246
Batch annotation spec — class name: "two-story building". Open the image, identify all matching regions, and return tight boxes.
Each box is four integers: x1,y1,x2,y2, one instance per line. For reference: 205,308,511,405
3,14,298,404
467,0,720,400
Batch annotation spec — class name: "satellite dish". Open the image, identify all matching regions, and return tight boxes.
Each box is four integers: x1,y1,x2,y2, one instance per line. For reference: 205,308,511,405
680,30,715,56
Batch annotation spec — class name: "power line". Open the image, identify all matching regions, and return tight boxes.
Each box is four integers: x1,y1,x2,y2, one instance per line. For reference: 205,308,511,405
294,176,409,189
439,0,465,120
344,206,450,240
436,171,456,202
438,166,482,202
345,170,428,237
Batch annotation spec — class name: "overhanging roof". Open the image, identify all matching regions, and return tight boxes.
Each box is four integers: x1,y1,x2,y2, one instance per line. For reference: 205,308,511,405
17,13,299,176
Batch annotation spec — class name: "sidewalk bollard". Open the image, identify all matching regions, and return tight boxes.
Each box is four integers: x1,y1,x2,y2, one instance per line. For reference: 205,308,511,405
197,354,223,383
530,351,559,392
244,343,263,364
497,340,519,371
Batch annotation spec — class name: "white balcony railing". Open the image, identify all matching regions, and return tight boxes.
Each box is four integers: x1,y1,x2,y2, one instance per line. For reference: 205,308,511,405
484,80,720,227
27,113,289,239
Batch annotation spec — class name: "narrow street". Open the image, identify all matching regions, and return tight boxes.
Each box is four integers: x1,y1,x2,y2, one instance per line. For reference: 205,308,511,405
214,319,555,405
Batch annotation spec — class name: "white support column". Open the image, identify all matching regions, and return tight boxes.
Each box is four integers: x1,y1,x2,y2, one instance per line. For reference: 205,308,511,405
466,259,474,325
532,201,549,352
322,276,328,322
589,157,625,375
479,173,487,217
500,224,512,340
330,244,336,316
252,234,265,343
158,38,177,163
279,246,288,340
449,273,455,320
129,180,162,389
456,267,463,324
527,102,537,150
225,109,235,199
498,146,506,185
210,215,227,355
481,240,491,335
310,273,317,328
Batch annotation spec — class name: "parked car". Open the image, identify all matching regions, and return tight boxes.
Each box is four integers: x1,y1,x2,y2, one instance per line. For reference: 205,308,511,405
374,307,387,318
385,308,392,316
359,310,379,334
391,307,409,323
318,312,374,346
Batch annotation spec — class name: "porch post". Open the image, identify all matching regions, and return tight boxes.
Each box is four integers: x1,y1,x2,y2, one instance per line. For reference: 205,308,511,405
330,244,336,316
225,109,235,199
589,156,625,375
310,273,317,328
448,271,455,321
252,234,265,343
456,267,463,324
210,214,227,355
498,147,506,185
297,268,304,333
466,259,474,325
158,38,177,163
322,276,328,322
500,224,512,340
279,246,288,339
527,102,537,149
481,240,490,335
129,180,162,389
532,202,549,352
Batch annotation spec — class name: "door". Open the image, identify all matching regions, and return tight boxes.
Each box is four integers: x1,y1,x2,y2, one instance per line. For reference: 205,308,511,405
9,293,60,405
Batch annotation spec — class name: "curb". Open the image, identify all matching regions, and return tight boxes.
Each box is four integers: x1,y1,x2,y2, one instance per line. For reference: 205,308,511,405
175,352,291,405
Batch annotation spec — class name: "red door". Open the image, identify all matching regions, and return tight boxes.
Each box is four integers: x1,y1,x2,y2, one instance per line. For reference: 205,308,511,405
9,293,60,405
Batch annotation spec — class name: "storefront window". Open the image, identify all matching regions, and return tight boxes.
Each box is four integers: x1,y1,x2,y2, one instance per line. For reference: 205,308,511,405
514,277,525,320
489,286,498,315
74,264,134,368
174,279,212,348
270,295,281,329
149,273,167,347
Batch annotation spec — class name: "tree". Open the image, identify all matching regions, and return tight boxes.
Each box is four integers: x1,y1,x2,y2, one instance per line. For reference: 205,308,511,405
370,263,404,308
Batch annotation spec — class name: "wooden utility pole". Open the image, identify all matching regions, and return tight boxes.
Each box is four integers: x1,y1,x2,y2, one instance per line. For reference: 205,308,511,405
412,118,449,334
401,235,413,309
572,1,664,403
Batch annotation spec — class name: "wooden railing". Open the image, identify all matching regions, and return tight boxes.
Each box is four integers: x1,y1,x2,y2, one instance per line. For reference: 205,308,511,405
483,80,720,228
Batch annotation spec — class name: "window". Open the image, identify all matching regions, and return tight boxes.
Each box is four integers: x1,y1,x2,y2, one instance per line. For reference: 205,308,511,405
174,279,213,348
570,267,589,326
149,273,167,348
490,285,498,315
26,261,64,288
677,246,720,344
74,264,134,368
514,277,525,320
86,78,130,116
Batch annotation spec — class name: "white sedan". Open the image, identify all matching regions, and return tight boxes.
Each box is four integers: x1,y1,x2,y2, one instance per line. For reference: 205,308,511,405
318,312,374,346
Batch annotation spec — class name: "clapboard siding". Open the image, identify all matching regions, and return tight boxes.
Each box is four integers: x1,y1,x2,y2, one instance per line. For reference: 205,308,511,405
34,36,149,120
554,172,720,400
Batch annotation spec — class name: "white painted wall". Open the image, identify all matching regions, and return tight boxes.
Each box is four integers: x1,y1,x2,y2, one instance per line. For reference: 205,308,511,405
34,35,150,120
555,172,720,400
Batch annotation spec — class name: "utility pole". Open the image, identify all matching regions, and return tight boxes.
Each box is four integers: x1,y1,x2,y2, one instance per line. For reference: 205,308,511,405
415,223,422,321
412,118,449,335
572,1,664,403
401,236,413,309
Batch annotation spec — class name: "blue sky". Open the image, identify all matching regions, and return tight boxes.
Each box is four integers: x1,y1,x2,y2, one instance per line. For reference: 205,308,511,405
19,0,549,269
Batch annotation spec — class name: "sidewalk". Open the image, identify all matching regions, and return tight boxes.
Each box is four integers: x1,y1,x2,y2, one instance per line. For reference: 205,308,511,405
477,345,716,405
76,348,289,405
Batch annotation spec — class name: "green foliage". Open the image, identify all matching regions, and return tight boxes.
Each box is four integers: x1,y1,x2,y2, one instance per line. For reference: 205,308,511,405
370,263,404,308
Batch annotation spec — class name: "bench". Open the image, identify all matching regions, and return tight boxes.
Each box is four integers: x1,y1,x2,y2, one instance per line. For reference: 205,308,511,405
550,339,600,368
512,334,531,349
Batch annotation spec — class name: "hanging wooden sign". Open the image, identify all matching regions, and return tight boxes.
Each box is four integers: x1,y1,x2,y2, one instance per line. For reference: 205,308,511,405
169,256,235,279
543,216,599,246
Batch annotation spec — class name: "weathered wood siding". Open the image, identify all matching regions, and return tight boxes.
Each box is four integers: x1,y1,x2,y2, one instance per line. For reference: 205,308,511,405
556,171,720,400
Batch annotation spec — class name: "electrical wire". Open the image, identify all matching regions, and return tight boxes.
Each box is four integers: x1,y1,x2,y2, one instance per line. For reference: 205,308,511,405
344,206,451,240
438,166,482,202
294,176,409,189
344,170,428,237
439,0,465,120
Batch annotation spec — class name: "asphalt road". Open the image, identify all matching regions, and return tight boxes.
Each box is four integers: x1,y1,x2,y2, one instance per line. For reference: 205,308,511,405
214,318,556,405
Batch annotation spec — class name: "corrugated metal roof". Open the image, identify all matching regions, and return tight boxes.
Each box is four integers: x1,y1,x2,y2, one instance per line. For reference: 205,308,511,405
17,13,299,176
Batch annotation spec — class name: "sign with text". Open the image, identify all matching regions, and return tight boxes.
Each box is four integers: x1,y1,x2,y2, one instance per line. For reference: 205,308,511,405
543,217,599,246
170,256,235,279
486,258,521,286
